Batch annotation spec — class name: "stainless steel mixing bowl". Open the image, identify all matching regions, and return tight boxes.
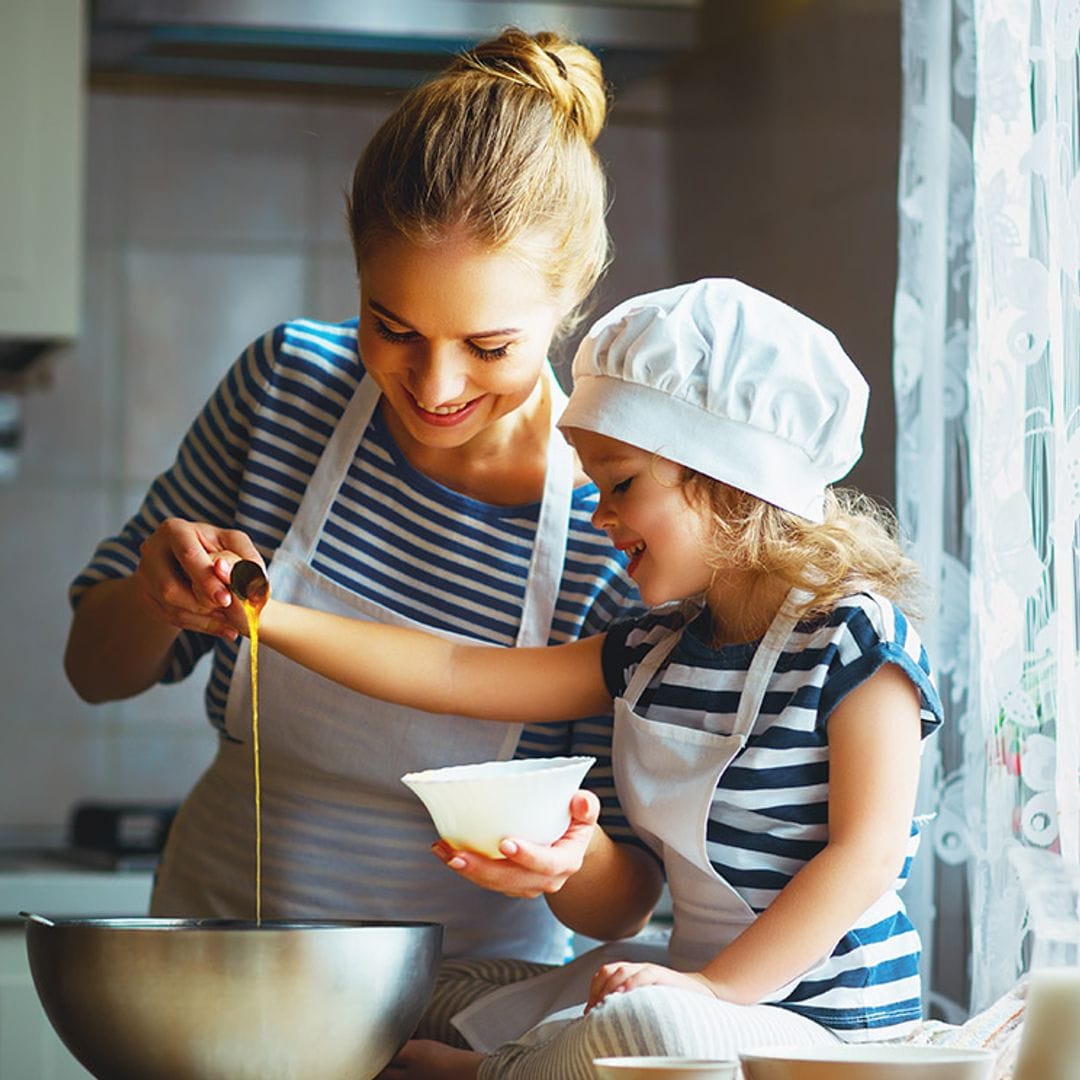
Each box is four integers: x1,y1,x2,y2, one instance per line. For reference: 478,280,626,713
24,916,442,1080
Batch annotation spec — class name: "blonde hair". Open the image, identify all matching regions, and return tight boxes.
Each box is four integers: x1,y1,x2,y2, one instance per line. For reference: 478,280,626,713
347,28,610,335
682,472,926,621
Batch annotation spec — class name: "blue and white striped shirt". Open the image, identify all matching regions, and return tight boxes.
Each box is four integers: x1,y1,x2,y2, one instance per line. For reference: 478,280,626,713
601,592,943,1040
71,317,642,837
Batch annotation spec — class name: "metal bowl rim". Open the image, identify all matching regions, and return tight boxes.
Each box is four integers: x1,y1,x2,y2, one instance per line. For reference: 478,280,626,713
27,917,444,932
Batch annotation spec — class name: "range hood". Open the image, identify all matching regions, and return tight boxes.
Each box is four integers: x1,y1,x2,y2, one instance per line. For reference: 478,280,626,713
89,0,702,91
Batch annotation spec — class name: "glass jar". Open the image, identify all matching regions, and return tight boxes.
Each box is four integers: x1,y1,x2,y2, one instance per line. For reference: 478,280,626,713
1011,847,1080,1080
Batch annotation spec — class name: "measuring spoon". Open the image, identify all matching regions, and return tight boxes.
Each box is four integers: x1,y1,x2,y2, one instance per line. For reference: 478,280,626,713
229,560,270,612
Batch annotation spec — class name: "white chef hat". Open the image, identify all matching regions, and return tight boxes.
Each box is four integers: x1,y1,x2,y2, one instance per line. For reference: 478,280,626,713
559,278,869,523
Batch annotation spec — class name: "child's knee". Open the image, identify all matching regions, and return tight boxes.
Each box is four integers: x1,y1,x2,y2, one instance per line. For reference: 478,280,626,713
582,986,704,1056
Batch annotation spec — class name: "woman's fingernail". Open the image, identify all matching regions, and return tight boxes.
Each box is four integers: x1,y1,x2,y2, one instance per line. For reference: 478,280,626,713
500,840,518,857
448,856,467,870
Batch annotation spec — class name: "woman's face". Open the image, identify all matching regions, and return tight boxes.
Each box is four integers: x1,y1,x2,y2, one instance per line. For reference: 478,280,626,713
357,231,570,449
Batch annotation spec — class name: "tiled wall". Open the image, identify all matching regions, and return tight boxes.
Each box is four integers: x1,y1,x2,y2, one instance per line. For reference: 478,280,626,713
0,79,672,839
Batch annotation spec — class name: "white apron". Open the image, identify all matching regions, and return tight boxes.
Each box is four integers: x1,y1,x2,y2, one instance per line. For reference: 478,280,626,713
152,367,578,963
454,592,805,1050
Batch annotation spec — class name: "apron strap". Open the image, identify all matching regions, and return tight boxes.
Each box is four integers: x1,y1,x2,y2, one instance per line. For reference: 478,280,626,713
621,630,680,706
731,587,808,740
621,589,807,744
516,369,573,647
278,372,382,564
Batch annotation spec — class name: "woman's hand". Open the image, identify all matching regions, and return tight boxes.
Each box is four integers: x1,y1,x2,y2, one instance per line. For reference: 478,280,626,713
133,518,264,640
586,962,718,1012
65,522,264,703
430,790,600,899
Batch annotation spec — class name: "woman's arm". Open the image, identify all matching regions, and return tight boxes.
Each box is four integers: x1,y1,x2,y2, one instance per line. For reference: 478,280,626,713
545,817,664,939
254,595,614,724
64,576,180,702
589,662,924,1006
65,328,283,705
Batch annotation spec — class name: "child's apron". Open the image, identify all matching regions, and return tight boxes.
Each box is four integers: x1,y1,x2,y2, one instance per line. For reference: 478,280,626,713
152,368,578,963
454,592,805,1049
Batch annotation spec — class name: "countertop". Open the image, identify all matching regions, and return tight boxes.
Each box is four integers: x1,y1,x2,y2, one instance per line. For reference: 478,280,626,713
0,851,154,922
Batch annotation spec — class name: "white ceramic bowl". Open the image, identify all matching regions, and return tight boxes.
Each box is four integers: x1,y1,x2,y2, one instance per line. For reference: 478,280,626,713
739,1044,995,1080
400,756,595,858
593,1059,739,1080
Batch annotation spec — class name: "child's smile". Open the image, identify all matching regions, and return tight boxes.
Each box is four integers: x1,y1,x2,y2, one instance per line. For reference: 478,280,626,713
619,539,647,576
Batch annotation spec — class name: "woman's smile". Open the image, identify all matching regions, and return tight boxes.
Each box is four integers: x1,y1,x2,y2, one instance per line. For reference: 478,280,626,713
406,390,485,425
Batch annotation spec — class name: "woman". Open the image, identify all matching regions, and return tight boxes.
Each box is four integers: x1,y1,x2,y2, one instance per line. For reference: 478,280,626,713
63,28,651,971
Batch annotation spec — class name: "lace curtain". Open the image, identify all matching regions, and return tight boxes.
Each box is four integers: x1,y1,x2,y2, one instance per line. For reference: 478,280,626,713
896,0,1080,1016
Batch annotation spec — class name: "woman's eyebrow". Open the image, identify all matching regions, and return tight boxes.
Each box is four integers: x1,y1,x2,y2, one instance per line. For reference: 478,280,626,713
368,299,520,339
469,324,523,338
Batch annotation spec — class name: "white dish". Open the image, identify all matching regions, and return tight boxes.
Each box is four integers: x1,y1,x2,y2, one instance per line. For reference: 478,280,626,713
593,1057,739,1079
400,756,595,859
739,1044,995,1080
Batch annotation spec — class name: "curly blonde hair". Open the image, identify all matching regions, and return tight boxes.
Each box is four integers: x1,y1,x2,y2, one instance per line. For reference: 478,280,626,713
682,471,926,621
347,28,611,336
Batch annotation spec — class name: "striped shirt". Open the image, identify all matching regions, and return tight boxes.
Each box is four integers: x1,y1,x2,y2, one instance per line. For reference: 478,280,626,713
71,317,642,838
601,592,943,1040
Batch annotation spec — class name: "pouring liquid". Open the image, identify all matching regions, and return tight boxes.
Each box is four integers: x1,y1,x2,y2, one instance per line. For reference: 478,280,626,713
242,597,262,926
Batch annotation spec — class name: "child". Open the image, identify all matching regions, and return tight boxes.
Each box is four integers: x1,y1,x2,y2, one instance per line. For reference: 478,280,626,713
222,279,941,1077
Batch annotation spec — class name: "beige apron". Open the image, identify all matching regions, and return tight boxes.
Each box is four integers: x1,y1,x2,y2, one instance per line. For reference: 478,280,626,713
153,367,578,963
454,592,805,1050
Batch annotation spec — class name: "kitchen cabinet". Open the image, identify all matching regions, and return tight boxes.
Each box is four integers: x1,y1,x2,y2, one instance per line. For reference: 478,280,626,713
0,856,153,1080
0,1,85,341
0,932,90,1080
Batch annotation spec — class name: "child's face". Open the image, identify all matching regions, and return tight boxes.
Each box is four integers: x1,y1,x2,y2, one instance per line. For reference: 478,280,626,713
571,429,714,606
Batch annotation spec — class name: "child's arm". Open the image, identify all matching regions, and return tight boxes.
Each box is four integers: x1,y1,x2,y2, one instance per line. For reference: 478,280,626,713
254,595,614,724
255,594,663,937
588,662,924,1007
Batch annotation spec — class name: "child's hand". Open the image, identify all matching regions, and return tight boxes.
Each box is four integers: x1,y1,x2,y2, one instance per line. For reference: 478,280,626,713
585,962,718,1012
210,552,268,638
430,790,600,898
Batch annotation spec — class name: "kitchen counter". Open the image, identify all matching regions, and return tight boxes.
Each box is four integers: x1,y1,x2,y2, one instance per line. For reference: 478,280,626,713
0,853,154,1078
0,851,153,922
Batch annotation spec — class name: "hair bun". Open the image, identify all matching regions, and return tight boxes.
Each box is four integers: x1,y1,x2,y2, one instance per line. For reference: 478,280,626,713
462,28,608,146
349,24,612,330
